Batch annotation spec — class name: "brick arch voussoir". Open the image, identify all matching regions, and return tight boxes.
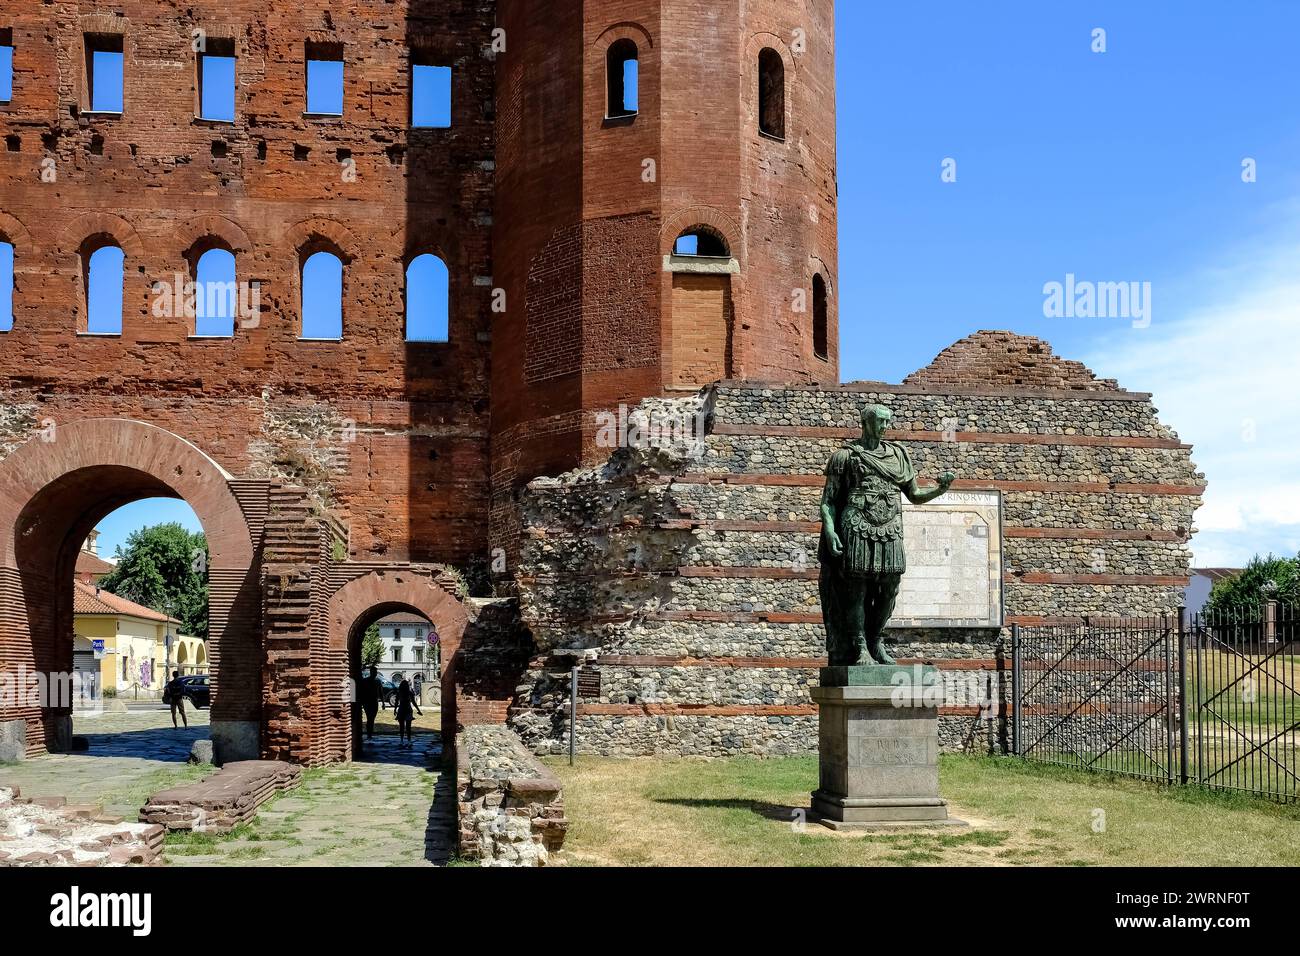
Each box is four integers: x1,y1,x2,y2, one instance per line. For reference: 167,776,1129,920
661,206,745,264
0,211,34,251
593,21,655,51
58,212,146,260
388,221,461,270
745,31,796,67
175,215,254,258
285,217,362,264
0,418,253,571
808,254,836,295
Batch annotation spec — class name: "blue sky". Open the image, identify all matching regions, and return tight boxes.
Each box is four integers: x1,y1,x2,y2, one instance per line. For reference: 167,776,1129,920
96,499,202,560
836,1,1300,566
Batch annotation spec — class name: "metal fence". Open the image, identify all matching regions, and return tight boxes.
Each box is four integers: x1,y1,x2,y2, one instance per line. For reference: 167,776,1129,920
1013,603,1298,802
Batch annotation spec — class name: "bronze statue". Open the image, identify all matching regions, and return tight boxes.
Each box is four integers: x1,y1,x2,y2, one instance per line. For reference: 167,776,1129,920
819,405,955,666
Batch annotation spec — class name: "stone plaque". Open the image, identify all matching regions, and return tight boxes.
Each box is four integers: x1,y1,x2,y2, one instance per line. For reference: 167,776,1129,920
892,490,1003,628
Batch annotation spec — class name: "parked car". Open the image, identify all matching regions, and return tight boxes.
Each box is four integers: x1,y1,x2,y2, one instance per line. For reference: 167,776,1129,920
377,677,397,707
163,674,210,709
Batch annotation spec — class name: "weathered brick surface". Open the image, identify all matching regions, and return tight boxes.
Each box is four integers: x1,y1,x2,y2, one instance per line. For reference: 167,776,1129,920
491,0,840,561
0,1,495,566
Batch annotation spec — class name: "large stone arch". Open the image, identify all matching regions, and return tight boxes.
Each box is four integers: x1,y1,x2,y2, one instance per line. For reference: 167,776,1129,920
0,419,259,758
325,568,469,758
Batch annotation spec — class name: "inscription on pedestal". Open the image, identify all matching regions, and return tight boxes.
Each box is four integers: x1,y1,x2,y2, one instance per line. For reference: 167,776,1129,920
850,736,930,767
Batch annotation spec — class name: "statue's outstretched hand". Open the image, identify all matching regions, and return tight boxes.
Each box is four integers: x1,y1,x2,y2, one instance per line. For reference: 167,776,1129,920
938,471,956,490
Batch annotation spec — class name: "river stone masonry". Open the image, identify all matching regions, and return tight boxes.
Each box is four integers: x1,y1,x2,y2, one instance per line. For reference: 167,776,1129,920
508,332,1204,758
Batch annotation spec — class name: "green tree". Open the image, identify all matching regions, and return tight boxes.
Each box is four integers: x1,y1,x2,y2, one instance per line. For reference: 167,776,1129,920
361,623,385,669
1205,554,1300,617
97,522,209,638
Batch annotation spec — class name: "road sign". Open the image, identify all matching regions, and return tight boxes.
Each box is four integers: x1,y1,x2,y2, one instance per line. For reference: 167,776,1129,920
92,639,105,660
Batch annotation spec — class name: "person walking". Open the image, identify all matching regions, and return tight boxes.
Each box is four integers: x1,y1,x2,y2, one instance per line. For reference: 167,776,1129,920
394,677,422,746
359,666,381,740
165,670,188,729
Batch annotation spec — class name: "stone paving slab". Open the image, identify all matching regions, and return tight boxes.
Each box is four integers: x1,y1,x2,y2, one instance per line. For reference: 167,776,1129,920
163,735,456,867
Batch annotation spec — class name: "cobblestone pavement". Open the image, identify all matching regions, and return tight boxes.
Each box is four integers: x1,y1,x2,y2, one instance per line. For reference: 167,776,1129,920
0,709,457,866
164,733,456,867
0,708,211,820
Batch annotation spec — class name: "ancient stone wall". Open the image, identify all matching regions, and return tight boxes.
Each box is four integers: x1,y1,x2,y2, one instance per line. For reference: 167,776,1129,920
508,334,1204,757
455,724,567,866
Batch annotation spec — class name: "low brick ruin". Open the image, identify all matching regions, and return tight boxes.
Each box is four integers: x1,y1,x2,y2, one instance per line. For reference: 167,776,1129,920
139,760,302,833
0,786,165,866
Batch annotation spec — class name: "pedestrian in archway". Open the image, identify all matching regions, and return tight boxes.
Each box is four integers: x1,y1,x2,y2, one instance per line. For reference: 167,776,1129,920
165,670,188,729
394,677,422,746
359,665,380,740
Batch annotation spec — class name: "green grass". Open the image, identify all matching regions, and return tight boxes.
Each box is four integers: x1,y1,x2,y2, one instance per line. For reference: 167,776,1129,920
546,753,1300,867
1186,649,1299,729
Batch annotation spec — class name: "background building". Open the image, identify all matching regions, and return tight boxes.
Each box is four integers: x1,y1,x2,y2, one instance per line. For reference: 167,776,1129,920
72,581,205,700
1184,568,1242,618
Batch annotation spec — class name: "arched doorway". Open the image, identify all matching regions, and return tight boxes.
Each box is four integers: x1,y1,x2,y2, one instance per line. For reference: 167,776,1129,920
326,570,468,762
0,419,259,760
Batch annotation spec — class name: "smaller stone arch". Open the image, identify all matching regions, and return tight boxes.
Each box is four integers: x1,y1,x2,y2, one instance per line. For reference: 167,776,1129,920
326,568,470,756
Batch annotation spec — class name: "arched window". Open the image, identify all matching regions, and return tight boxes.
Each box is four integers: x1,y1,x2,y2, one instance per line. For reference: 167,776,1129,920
606,39,639,119
813,273,828,360
0,240,13,332
86,243,124,334
673,227,730,258
405,253,449,342
301,250,343,339
195,247,236,337
758,48,785,140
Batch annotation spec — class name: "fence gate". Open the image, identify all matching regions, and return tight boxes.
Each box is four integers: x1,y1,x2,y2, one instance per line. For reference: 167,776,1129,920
1013,605,1299,802
1186,604,1298,801
1013,617,1179,785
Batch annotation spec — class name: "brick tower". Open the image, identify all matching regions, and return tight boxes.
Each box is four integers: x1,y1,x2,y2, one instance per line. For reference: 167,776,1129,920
490,0,839,549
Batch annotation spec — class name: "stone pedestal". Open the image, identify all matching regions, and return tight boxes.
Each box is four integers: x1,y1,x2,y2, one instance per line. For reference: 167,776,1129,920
811,665,955,828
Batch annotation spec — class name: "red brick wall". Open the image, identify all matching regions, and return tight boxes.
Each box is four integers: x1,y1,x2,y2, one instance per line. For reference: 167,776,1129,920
0,1,494,566
670,273,732,386
490,0,840,560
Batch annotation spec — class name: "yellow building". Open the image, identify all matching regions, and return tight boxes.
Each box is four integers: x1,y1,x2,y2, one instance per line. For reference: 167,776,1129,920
72,580,207,699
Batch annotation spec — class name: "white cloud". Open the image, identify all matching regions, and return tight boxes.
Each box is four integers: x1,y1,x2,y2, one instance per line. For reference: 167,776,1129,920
1081,216,1300,568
